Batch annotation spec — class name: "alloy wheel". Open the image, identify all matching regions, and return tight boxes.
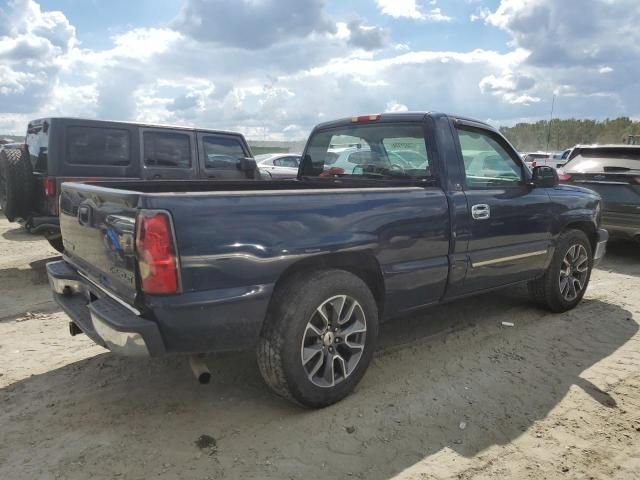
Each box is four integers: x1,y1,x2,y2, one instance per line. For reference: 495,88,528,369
559,244,589,301
300,295,367,388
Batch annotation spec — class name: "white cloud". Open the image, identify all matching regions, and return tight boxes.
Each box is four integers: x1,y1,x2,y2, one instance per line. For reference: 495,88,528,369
375,0,452,21
479,72,540,104
1,0,639,140
482,0,640,113
174,0,336,49
386,101,409,113
347,17,389,51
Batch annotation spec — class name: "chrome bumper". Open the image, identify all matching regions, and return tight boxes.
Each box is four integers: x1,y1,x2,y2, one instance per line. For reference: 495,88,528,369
47,260,164,357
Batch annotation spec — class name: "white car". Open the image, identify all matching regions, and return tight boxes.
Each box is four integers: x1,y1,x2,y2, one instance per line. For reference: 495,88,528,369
324,147,418,175
255,153,301,179
522,151,554,169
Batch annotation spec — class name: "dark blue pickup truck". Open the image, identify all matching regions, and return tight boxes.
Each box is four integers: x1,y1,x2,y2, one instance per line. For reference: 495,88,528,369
47,112,608,407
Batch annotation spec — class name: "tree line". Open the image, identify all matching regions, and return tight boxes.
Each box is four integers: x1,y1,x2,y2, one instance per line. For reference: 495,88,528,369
499,117,640,152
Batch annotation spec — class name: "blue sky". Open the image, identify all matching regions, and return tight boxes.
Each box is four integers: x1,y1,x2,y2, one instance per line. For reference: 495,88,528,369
1,0,638,139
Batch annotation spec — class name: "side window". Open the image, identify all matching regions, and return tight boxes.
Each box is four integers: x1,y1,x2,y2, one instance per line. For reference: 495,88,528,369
143,132,191,168
457,129,522,188
67,126,130,166
203,136,247,169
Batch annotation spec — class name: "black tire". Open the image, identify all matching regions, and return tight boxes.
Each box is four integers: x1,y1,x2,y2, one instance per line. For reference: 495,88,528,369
47,236,64,253
0,148,34,221
528,229,593,313
257,269,379,408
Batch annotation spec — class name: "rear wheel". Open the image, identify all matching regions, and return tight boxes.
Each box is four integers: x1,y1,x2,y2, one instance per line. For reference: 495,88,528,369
528,229,593,312
0,148,34,221
257,269,378,408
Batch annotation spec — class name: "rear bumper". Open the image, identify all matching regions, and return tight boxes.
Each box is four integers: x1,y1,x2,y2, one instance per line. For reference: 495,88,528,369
47,259,273,356
47,260,164,356
602,211,640,241
593,228,608,267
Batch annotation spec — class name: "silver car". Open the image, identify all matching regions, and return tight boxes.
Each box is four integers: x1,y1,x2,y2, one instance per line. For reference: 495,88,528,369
255,153,301,179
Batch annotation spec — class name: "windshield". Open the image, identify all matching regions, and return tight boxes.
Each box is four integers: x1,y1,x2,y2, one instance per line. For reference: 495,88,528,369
302,123,431,179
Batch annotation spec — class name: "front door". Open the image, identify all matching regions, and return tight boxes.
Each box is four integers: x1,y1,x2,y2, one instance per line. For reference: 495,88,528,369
455,125,552,293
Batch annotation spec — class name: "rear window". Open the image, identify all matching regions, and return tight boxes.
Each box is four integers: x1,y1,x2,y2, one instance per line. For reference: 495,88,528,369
565,148,640,172
203,135,247,169
67,126,130,166
302,123,431,179
26,120,50,172
143,131,191,168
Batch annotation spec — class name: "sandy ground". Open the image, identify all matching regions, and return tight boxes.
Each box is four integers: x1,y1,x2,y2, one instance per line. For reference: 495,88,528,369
0,217,639,480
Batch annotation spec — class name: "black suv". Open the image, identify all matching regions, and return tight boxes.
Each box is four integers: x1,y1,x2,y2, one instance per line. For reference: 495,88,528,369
0,118,260,251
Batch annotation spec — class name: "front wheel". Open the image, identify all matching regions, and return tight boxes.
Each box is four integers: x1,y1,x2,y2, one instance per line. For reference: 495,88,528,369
257,269,378,408
528,229,593,312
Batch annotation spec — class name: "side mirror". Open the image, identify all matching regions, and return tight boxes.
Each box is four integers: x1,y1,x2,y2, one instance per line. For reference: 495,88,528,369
237,157,258,179
531,165,559,188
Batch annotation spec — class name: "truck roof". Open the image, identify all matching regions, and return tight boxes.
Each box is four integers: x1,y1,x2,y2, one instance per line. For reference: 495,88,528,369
312,112,496,131
27,117,244,137
572,144,640,150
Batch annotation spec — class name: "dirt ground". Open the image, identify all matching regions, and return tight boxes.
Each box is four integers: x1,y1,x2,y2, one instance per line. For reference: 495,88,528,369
1,217,639,480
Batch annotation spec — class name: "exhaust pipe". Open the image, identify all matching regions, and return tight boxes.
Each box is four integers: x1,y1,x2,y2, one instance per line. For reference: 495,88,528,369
189,355,211,384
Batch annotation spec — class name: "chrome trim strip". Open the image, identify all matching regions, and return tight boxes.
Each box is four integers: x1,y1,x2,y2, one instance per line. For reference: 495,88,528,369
472,250,548,268
149,187,425,197
77,271,141,315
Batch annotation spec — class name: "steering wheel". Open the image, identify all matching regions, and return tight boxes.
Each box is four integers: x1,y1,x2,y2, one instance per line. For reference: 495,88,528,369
390,163,406,173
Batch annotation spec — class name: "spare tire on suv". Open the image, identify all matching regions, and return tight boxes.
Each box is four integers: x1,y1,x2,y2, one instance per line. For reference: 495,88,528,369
0,148,34,222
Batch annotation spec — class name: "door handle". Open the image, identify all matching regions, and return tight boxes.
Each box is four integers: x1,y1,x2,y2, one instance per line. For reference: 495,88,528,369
471,204,490,220
78,204,92,226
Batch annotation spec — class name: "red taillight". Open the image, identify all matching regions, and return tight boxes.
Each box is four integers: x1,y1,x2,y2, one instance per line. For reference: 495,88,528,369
319,167,345,177
43,177,56,197
351,114,381,123
135,212,178,294
557,170,572,182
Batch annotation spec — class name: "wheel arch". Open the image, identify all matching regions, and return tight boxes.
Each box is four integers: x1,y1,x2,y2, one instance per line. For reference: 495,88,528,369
561,220,598,253
269,252,386,315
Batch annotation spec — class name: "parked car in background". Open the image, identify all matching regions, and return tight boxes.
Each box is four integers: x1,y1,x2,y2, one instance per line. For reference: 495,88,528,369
558,144,640,243
522,151,554,168
553,148,573,167
255,153,301,178
0,118,261,251
48,111,607,408
0,142,23,152
322,146,420,175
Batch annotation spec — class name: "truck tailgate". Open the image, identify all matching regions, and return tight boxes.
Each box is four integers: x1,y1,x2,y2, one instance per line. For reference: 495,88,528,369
59,183,141,304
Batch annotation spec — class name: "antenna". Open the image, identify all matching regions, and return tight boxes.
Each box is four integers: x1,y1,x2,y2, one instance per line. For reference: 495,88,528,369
546,94,556,152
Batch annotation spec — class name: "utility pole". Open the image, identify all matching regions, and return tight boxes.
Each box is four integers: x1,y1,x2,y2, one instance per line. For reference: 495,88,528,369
546,94,555,152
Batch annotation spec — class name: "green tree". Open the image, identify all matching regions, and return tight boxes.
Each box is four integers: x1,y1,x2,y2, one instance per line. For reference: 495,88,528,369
499,117,640,152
